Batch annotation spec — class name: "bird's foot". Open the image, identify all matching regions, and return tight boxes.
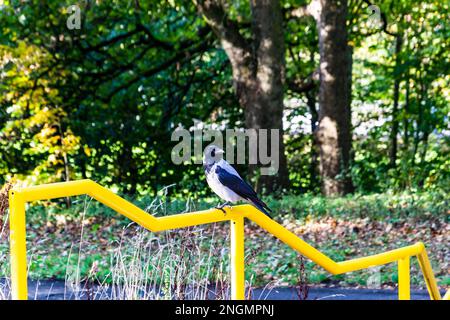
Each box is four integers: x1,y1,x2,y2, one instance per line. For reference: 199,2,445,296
215,202,231,215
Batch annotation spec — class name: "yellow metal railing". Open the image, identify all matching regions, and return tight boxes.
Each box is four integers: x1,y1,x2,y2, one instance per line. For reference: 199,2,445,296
8,179,449,300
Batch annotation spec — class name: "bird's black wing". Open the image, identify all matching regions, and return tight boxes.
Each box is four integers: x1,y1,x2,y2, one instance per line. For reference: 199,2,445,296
215,166,272,217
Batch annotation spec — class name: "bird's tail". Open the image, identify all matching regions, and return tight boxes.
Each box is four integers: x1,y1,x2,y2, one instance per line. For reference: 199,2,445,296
250,199,273,219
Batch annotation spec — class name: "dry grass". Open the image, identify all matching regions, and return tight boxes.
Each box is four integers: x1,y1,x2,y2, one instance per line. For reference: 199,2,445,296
57,195,237,300
0,182,13,299
0,194,257,300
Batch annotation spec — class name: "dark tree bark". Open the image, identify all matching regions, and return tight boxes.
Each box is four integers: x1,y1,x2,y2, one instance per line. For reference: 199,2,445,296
195,0,289,193
56,122,72,208
307,88,320,191
305,49,320,192
403,76,410,149
389,34,403,169
314,0,354,196
415,78,430,181
413,75,425,162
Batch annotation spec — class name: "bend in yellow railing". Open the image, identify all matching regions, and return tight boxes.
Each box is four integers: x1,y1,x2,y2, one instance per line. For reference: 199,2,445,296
8,179,448,300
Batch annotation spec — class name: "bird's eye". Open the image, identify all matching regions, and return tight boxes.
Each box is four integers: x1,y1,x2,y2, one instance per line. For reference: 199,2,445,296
211,148,216,157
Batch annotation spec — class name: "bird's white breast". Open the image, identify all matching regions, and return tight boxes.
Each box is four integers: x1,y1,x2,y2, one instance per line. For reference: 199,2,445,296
206,164,242,203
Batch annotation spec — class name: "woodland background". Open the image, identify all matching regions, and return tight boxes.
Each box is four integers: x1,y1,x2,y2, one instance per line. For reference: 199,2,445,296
0,0,448,294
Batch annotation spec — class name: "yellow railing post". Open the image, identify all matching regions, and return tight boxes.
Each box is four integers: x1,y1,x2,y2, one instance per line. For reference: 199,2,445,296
9,190,28,300
230,216,245,300
7,180,446,301
443,289,450,300
417,248,441,300
398,257,410,300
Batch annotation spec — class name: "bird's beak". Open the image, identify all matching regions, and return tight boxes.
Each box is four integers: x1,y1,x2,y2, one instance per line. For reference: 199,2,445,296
216,148,225,154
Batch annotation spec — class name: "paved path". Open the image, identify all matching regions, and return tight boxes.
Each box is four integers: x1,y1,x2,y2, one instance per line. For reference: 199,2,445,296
251,286,433,300
0,279,437,300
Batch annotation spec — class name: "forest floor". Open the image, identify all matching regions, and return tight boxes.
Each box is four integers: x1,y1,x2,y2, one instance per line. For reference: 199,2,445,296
0,191,448,298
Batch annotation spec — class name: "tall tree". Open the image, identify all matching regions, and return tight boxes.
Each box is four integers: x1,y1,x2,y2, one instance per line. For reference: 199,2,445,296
389,34,402,169
314,0,354,195
194,0,289,192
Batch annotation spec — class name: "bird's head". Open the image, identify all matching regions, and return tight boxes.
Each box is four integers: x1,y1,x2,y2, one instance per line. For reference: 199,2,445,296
203,144,224,165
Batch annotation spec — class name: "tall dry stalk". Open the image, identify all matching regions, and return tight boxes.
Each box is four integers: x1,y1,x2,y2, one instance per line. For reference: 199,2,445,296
64,192,232,300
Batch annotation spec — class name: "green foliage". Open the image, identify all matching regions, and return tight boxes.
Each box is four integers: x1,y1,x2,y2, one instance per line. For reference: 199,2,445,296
0,0,449,195
265,190,450,220
349,0,450,193
0,1,237,193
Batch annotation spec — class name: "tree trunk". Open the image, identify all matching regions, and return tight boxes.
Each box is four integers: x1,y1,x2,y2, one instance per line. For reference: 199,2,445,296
389,34,402,168
307,88,319,191
413,75,424,162
306,48,320,191
57,122,72,208
195,0,289,193
247,0,288,192
315,0,354,196
403,76,410,149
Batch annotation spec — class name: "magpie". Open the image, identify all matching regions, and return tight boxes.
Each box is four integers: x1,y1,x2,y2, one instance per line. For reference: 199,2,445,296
203,145,272,218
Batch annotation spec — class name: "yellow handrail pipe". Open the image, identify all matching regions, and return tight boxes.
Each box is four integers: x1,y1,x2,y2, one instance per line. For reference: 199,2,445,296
8,179,449,300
